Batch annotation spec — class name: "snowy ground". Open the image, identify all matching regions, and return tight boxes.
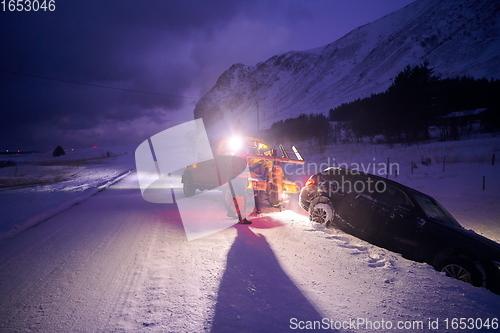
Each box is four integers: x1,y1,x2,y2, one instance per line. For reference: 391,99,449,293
0,146,136,240
0,137,499,332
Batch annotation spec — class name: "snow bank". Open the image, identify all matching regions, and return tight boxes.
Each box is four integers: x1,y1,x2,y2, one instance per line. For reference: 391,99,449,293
0,146,136,240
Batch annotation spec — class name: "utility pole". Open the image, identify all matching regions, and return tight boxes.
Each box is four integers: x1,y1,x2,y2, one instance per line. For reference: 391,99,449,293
256,100,260,132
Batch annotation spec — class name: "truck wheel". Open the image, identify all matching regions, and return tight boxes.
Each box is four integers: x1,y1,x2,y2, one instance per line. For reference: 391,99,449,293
223,187,234,211
285,193,299,211
182,174,196,197
223,185,253,215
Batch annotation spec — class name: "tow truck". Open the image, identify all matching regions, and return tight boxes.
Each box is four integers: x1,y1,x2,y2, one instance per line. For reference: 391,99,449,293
181,137,305,214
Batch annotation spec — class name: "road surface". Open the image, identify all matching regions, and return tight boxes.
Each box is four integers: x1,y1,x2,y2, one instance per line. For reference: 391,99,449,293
1,172,499,332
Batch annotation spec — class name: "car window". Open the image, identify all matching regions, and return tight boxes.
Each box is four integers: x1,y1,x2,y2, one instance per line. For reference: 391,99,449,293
373,184,412,208
412,192,461,227
349,175,378,197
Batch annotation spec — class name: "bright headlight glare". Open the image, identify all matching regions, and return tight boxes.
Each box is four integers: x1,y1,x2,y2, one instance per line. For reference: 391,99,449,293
227,137,243,153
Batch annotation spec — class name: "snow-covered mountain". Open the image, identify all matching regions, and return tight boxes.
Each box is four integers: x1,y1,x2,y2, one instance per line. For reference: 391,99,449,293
194,0,500,133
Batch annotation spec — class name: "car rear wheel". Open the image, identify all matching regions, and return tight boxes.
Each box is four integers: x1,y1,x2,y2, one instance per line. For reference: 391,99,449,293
436,257,482,287
309,199,334,225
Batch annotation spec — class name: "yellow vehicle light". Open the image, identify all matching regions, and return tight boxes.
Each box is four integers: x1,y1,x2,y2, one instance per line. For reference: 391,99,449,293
283,185,299,193
251,181,267,191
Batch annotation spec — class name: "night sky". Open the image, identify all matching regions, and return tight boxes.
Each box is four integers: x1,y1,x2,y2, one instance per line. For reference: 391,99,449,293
0,0,414,151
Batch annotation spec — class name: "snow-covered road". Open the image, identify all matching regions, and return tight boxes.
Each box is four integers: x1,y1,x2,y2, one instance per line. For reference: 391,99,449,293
1,171,499,332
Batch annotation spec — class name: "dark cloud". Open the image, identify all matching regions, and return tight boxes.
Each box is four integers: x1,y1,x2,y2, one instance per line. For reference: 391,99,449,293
1,0,244,149
0,0,414,150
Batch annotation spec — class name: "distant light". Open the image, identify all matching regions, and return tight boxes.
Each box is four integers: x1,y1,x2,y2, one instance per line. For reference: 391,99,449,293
92,146,98,148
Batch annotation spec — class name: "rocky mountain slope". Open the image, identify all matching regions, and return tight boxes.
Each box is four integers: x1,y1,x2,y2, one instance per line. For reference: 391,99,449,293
194,0,500,133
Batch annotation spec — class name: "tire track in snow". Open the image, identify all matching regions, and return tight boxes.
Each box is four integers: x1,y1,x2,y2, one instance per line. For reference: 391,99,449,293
109,218,234,332
0,173,171,331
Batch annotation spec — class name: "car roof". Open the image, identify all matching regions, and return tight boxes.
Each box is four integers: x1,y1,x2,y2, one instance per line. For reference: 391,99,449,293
319,167,426,197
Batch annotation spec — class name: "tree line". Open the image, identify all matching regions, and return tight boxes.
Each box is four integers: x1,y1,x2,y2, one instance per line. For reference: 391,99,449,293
264,113,332,153
329,62,500,143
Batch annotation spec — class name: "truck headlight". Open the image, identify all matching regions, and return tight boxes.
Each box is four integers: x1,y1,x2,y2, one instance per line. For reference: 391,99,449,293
227,137,243,153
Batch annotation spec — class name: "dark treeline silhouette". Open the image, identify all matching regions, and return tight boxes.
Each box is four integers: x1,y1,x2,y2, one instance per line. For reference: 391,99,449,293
329,62,500,143
266,113,332,152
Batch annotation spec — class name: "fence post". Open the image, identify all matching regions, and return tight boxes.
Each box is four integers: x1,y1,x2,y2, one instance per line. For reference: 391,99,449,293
386,157,389,179
442,155,446,172
411,161,414,174
492,153,496,166
483,176,486,190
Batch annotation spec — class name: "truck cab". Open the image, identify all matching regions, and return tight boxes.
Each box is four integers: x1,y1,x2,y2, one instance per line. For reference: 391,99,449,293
181,137,304,212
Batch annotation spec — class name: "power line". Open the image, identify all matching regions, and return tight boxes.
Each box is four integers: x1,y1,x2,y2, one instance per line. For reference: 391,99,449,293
0,69,199,100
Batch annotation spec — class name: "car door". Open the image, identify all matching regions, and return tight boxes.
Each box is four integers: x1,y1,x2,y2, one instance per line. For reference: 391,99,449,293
370,184,427,258
335,174,380,239
322,171,355,231
406,191,466,263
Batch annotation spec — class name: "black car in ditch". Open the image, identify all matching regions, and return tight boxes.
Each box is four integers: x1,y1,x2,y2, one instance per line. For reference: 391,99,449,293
299,167,500,294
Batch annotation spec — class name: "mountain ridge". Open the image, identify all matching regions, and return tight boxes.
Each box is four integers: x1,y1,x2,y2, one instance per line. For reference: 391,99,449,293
194,0,500,133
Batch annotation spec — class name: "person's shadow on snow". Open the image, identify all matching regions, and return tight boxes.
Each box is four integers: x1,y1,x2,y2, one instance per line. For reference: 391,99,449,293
210,224,339,332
